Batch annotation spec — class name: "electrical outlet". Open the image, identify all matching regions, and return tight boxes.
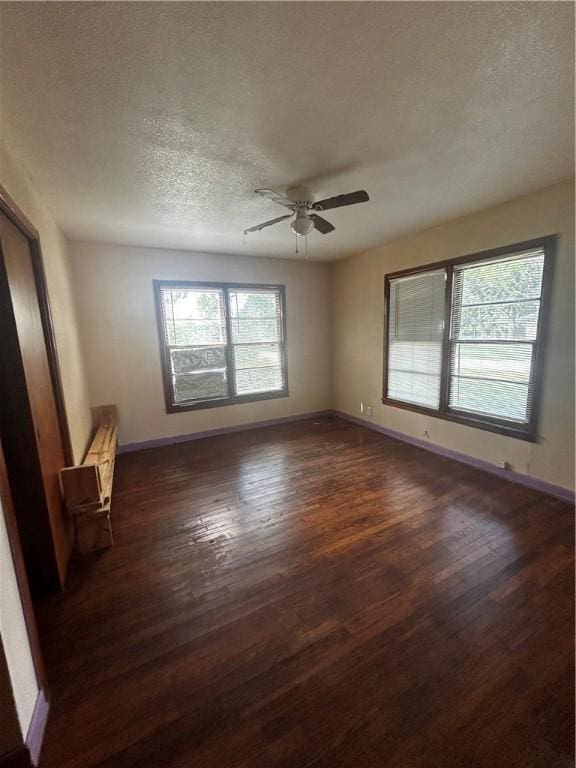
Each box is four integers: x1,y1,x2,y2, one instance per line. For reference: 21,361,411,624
366,405,373,417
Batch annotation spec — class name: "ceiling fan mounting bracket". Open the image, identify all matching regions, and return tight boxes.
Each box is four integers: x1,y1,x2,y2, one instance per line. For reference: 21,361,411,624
287,186,313,208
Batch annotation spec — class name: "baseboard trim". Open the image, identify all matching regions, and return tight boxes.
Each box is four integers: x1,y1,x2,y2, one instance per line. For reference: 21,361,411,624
332,410,575,504
25,689,49,767
118,410,332,454
116,406,573,502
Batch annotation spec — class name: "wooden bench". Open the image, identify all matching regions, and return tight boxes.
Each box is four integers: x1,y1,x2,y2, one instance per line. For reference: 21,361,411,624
61,405,118,554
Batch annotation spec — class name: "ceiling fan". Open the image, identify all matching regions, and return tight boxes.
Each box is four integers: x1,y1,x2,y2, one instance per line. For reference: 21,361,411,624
244,186,370,238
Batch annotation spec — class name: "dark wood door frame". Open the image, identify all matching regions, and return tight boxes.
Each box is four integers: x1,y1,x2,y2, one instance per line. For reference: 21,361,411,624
0,184,73,466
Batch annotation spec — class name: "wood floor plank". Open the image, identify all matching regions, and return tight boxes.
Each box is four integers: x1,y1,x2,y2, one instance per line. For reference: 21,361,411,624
36,416,574,767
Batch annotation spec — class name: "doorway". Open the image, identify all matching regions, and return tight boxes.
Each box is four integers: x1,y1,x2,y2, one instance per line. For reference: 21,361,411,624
0,187,73,597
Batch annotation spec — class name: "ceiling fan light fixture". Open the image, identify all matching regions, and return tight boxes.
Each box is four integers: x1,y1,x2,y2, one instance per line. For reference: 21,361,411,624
290,215,314,237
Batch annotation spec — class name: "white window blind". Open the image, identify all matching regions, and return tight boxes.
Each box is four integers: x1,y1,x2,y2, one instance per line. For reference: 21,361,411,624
387,269,446,409
448,249,545,424
229,289,285,396
157,283,287,410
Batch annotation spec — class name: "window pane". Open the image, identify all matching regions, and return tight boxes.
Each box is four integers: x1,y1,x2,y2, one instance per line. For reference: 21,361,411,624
233,344,284,396
230,318,281,344
387,270,445,409
388,371,441,409
229,289,282,344
234,343,282,370
171,346,227,374
230,291,279,318
389,341,443,376
162,288,226,346
449,378,530,422
455,300,541,341
173,371,228,403
235,367,284,396
449,249,545,425
458,253,544,305
449,343,533,384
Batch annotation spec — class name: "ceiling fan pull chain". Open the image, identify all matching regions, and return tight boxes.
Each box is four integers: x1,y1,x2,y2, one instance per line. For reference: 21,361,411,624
295,233,299,256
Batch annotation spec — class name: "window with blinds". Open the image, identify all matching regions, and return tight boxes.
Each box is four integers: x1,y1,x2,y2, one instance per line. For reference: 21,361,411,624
387,270,446,409
384,238,553,440
229,289,285,396
155,282,287,411
449,251,545,424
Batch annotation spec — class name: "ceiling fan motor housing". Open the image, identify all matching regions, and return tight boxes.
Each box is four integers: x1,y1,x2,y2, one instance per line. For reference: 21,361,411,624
287,186,313,206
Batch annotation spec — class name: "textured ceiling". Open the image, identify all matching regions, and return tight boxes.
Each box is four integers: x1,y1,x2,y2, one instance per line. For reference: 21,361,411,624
0,2,574,261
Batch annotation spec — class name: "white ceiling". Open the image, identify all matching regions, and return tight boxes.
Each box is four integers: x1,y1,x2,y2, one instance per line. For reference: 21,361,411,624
0,2,574,262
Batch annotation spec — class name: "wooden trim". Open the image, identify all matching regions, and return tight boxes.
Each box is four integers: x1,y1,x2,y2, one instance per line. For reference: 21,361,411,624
438,265,453,411
382,235,557,442
0,441,48,691
153,280,289,414
0,185,73,465
382,274,391,404
164,388,290,414
381,397,538,442
222,286,237,401
525,236,556,438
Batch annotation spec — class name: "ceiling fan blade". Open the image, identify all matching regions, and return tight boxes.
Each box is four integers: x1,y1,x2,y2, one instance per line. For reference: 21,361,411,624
310,214,335,234
244,214,292,234
312,190,369,211
254,189,294,208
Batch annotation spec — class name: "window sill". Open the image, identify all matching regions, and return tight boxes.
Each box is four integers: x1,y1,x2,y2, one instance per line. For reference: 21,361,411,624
381,397,537,442
166,388,289,414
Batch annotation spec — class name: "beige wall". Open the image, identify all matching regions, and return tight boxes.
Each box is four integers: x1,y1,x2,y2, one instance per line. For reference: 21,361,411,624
0,141,93,736
69,241,332,446
332,180,575,492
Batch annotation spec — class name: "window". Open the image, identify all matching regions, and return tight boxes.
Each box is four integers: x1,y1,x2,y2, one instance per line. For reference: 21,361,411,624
383,237,554,440
155,281,288,412
387,269,445,410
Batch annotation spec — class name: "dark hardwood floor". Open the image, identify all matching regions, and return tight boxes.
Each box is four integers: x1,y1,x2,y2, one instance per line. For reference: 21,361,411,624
37,416,574,768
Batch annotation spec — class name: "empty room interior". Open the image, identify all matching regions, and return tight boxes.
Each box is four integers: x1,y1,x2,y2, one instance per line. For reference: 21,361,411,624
0,2,575,767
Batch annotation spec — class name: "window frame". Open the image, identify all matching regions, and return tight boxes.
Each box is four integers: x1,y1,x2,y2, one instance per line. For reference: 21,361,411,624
382,236,556,442
154,280,289,413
